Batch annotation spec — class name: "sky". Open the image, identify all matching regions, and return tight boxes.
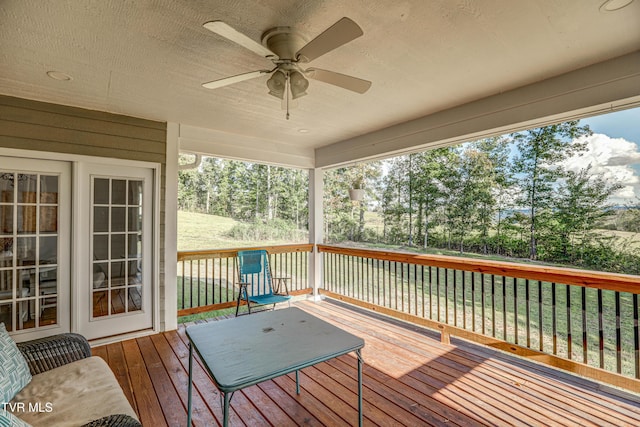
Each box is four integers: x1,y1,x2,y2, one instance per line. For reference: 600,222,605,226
569,106,640,205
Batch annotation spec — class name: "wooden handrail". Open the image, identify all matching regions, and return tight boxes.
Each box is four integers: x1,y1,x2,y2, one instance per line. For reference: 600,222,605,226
178,243,314,261
318,244,640,294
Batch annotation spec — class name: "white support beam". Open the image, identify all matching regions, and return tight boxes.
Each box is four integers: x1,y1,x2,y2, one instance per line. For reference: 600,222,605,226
179,124,315,169
316,51,640,168
163,122,179,331
308,168,324,298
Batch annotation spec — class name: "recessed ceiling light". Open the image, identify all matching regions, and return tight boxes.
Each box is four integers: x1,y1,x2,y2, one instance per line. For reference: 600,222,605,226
46,71,73,81
298,129,310,133
600,0,634,12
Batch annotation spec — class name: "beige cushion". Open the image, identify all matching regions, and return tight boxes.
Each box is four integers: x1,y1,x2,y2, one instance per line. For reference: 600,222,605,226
9,356,138,427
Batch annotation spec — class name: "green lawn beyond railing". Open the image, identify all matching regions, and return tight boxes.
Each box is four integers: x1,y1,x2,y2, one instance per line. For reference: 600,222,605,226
318,244,640,392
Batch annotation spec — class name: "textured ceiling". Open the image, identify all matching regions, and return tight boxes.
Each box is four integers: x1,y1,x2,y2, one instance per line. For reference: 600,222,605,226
1,0,639,153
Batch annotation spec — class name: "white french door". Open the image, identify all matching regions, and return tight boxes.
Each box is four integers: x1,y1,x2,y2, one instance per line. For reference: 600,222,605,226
0,157,70,341
77,163,154,339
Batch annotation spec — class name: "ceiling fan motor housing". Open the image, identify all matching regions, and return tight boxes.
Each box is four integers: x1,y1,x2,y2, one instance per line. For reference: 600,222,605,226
261,27,307,61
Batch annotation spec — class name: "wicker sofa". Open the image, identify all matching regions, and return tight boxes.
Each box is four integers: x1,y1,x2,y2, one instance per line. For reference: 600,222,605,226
8,333,141,427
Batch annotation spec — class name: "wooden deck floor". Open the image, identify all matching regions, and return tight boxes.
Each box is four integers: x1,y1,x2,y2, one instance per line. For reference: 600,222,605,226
93,299,640,426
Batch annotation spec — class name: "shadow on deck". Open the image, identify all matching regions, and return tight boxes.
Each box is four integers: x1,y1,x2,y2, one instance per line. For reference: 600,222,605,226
93,298,640,426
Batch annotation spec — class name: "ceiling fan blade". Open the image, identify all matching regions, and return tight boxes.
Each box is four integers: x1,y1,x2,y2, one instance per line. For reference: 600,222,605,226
296,17,363,63
306,68,371,94
203,21,277,59
202,70,271,89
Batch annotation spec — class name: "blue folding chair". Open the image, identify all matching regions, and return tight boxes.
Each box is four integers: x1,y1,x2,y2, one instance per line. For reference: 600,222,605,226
235,250,292,316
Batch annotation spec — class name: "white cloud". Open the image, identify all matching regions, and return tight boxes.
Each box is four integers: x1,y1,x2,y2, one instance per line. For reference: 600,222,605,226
562,134,640,204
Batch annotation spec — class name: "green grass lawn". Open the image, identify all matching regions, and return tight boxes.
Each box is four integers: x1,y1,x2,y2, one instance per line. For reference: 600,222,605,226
178,211,306,250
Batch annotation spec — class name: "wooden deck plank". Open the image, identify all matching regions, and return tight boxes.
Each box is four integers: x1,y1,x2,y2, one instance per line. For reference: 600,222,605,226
120,339,168,427
307,299,640,426
163,329,242,426
136,336,186,426
148,333,218,427
94,299,640,427
105,342,138,415
255,380,323,426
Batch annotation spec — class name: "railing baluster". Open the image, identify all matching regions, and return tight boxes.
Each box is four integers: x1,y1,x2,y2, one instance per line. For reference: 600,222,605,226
552,282,557,355
437,267,441,322
445,268,449,324
180,261,185,310
538,281,543,353
402,262,406,314
634,293,639,379
462,271,466,330
491,275,496,338
428,266,433,320
616,291,621,374
526,279,531,348
189,260,194,309
471,272,476,332
481,273,486,335
502,276,507,341
567,285,572,360
582,287,588,364
598,289,604,369
414,264,418,317
513,277,518,345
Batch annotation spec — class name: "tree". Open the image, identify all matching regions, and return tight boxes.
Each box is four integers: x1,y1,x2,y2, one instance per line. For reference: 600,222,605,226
510,121,591,260
552,165,623,262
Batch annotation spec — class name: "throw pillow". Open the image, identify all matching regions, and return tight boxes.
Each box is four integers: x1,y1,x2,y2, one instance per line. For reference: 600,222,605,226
0,410,33,427
0,323,32,404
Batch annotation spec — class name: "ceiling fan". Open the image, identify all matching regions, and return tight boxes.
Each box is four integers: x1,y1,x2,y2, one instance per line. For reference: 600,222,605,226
202,17,372,119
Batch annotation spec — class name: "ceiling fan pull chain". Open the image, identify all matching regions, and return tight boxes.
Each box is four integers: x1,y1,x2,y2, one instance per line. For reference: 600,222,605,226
286,73,291,120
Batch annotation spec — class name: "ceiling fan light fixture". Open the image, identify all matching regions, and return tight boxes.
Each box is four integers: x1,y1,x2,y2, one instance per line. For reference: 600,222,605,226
289,71,309,99
267,70,286,99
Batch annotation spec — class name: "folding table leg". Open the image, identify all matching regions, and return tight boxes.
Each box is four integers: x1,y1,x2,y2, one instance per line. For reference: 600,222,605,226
357,349,363,427
223,392,231,427
187,343,193,426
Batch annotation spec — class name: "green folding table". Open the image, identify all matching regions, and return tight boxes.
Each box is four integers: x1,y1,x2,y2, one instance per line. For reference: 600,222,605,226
186,307,365,426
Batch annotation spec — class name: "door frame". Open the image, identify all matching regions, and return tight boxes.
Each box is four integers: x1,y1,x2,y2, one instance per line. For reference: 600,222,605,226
0,148,161,340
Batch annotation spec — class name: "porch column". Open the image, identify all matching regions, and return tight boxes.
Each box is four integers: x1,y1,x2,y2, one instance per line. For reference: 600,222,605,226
308,168,324,299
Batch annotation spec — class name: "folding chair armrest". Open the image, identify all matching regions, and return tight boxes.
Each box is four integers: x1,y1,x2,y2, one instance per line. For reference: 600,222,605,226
272,276,291,295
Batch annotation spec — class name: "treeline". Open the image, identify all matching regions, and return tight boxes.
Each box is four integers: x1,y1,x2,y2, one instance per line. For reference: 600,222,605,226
178,157,309,233
178,120,640,274
325,121,640,274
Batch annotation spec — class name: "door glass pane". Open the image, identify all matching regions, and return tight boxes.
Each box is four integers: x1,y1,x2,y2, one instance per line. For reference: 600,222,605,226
17,174,37,203
0,238,13,266
17,206,36,233
39,176,58,203
93,235,109,260
0,173,14,202
111,180,126,205
0,170,60,332
91,176,144,319
16,237,36,266
93,207,109,232
111,234,125,259
94,179,109,204
0,271,12,300
39,236,57,264
111,207,126,232
39,206,58,233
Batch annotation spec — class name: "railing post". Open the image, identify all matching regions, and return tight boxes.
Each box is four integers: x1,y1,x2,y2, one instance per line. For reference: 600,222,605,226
308,168,324,299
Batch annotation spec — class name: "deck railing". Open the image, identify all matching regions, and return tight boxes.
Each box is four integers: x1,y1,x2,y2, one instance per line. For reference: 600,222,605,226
177,244,313,316
318,244,640,392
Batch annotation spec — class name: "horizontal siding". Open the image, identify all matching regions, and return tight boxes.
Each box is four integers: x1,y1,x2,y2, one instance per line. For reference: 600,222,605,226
0,94,170,332
0,95,165,160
